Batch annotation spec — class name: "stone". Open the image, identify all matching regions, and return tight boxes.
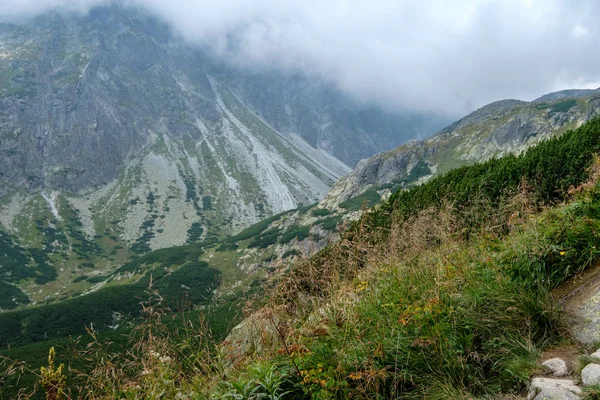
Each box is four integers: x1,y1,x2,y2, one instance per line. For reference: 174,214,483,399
542,358,569,377
527,377,581,400
581,363,600,386
590,349,600,359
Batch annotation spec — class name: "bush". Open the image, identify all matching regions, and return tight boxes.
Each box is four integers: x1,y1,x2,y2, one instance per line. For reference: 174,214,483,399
311,208,331,217
248,229,282,249
339,188,381,211
282,249,300,259
278,225,310,244
319,216,342,231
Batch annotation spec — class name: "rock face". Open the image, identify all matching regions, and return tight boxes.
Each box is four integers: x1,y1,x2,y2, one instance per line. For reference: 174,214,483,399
0,6,445,194
0,5,446,245
556,262,600,345
321,91,600,209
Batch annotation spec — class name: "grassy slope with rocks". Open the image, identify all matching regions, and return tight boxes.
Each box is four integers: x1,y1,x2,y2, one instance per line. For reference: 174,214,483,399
5,119,600,398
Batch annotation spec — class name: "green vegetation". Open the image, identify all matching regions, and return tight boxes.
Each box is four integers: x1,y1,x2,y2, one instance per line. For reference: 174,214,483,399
0,280,29,309
245,117,600,398
282,249,300,259
216,241,239,251
228,213,284,243
202,195,213,210
319,215,342,231
7,119,600,398
61,204,102,259
535,99,577,115
405,159,432,182
311,208,331,217
278,225,311,244
85,275,108,284
339,187,381,211
0,230,61,308
0,243,214,348
116,244,203,274
363,117,600,234
187,222,204,243
248,228,282,249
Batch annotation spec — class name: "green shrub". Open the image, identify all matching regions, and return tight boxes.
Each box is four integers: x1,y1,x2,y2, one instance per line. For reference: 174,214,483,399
319,215,342,231
282,249,300,259
339,188,381,211
311,208,331,217
187,222,204,243
0,260,220,347
549,99,577,115
217,241,239,252
278,225,310,244
248,229,282,249
229,214,282,243
365,118,600,234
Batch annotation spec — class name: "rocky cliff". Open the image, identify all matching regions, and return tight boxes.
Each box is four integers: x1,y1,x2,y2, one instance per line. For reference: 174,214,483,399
0,5,444,247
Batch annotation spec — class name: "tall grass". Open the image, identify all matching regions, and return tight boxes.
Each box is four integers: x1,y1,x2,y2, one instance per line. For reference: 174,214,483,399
6,120,600,398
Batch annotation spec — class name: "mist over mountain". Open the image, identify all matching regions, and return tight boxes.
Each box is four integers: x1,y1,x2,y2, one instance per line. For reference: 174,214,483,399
3,0,600,117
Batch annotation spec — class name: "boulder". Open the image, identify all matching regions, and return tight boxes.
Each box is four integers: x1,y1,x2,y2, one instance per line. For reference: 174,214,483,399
527,377,581,400
542,358,568,377
581,363,600,386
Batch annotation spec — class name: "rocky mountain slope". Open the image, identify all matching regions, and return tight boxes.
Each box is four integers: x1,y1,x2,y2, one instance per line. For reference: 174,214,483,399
321,90,600,208
0,5,446,242
0,5,446,309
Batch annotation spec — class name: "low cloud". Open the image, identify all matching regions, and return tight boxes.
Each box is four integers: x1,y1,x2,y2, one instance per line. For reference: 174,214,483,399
1,0,600,116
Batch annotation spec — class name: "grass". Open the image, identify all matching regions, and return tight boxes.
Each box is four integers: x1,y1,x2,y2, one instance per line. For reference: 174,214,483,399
262,185,600,398
211,119,600,398
6,118,600,398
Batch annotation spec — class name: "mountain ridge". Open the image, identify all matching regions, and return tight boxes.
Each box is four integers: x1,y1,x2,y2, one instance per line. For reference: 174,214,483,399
321,91,600,208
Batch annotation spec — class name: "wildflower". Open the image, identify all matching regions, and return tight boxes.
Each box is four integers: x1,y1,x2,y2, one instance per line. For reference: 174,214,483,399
560,251,566,256
348,372,362,380
159,355,172,363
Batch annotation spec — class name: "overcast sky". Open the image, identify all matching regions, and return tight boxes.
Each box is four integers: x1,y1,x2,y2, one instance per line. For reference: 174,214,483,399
1,0,599,117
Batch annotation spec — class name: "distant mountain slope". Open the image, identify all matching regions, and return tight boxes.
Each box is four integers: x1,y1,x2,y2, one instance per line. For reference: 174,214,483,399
0,5,444,194
0,5,444,246
321,90,600,208
0,5,446,307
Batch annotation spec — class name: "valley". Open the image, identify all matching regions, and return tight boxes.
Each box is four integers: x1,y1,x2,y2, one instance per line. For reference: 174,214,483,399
2,3,600,399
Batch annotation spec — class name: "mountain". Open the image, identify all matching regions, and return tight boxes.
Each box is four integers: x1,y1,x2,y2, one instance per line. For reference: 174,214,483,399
0,5,447,310
5,114,600,399
0,6,446,241
321,90,600,208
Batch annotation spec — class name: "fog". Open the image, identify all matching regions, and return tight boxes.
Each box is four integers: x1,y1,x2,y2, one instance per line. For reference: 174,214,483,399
2,0,599,116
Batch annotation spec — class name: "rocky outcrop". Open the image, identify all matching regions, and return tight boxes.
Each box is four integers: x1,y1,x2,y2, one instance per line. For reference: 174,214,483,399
0,6,444,197
527,377,581,400
322,91,600,208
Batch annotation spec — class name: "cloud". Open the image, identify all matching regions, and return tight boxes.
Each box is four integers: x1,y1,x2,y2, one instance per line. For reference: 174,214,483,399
1,0,600,116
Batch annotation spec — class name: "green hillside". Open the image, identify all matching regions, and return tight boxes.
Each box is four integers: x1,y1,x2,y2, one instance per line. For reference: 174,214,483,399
4,118,600,398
